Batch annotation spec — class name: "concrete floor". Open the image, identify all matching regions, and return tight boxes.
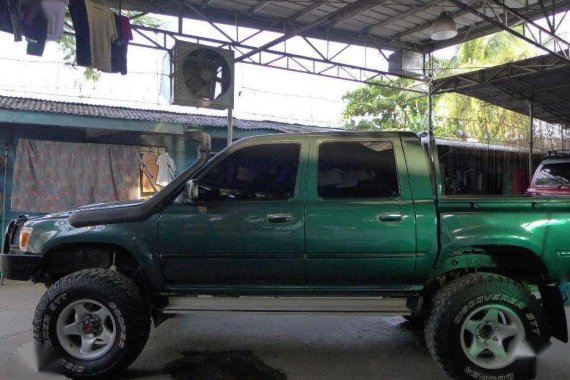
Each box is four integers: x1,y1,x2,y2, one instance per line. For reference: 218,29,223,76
1,281,569,380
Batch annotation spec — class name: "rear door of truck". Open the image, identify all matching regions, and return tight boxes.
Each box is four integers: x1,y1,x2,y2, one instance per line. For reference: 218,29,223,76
305,135,417,289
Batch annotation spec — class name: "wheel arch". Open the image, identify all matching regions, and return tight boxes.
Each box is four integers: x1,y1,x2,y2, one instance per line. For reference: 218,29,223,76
40,242,157,295
433,245,551,282
428,244,568,343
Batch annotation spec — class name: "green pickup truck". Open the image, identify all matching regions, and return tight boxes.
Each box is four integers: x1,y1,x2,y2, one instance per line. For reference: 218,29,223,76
2,131,569,380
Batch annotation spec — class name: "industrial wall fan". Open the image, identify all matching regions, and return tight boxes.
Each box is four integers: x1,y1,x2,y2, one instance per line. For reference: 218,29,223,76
161,42,235,110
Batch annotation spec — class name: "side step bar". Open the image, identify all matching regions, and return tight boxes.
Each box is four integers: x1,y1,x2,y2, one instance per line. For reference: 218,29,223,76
162,296,411,316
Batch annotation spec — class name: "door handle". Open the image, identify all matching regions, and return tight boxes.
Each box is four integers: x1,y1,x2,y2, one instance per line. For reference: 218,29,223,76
267,213,292,223
378,212,403,222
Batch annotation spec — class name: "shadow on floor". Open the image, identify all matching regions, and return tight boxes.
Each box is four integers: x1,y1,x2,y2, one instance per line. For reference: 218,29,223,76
399,320,426,336
114,350,287,380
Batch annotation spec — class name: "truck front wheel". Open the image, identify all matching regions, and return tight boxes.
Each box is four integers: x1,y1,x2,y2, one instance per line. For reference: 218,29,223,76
425,273,550,380
33,269,150,378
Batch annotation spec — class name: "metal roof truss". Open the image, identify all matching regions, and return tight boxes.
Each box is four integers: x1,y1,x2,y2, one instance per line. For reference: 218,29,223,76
90,0,570,89
125,24,427,94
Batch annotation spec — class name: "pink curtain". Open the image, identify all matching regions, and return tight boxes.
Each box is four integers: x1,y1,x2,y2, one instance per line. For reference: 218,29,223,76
11,139,140,213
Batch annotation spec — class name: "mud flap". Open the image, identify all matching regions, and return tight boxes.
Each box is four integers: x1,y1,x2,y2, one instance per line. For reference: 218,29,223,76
539,283,568,343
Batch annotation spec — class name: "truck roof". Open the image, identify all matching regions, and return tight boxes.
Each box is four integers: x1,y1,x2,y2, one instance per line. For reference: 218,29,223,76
237,130,420,143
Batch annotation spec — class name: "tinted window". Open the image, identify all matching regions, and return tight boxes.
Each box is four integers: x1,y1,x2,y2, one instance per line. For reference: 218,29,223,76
199,143,300,201
534,163,570,186
318,141,399,199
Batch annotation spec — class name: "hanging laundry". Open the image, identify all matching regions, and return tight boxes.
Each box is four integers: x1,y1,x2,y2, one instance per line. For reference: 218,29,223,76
84,0,116,72
69,0,91,67
110,13,132,75
41,0,68,41
0,0,15,35
21,0,47,56
6,0,22,41
156,152,175,186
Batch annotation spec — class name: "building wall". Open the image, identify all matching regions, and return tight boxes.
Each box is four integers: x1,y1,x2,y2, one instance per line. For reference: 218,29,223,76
0,118,545,233
0,123,200,222
0,122,277,227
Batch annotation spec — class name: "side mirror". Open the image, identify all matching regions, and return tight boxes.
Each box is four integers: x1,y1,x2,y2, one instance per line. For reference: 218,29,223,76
184,180,199,202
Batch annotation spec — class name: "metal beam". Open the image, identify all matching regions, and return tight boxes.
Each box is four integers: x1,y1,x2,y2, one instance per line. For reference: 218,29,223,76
446,0,570,60
428,0,570,53
104,0,570,54
425,0,570,51
248,1,272,15
538,0,556,32
364,0,442,34
528,100,534,181
128,24,427,91
183,1,236,43
303,36,328,60
489,0,570,54
392,8,473,40
432,54,569,94
235,0,388,62
290,0,330,21
430,53,570,126
103,0,420,52
332,0,389,28
227,108,234,146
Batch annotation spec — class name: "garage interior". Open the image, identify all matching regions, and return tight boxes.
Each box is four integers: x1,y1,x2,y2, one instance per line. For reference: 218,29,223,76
0,4,567,240
1,1,570,379
1,0,569,223
85,0,570,188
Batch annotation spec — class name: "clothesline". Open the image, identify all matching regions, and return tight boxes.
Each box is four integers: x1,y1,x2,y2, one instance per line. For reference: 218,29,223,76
0,0,133,74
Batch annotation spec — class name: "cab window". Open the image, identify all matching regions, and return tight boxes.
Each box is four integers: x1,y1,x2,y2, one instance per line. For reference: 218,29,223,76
198,143,301,201
317,141,399,199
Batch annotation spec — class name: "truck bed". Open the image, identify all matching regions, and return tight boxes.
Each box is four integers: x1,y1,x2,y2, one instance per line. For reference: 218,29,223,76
436,195,570,283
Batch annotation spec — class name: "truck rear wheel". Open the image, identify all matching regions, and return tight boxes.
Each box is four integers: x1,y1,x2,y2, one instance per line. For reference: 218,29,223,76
33,269,150,378
425,273,550,380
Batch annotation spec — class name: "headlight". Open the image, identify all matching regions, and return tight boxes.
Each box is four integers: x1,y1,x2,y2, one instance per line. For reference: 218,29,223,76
19,227,33,252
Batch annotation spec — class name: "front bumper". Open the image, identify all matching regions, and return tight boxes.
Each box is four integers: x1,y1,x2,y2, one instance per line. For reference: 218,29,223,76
1,252,43,281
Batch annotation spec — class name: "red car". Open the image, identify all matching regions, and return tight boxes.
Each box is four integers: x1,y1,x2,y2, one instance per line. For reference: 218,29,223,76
527,152,570,196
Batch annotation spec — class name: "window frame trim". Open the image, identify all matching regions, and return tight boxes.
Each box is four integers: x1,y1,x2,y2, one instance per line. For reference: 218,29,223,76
195,141,304,202
314,138,403,201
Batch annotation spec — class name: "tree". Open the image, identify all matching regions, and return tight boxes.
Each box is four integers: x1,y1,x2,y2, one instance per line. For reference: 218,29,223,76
342,28,535,143
342,78,428,132
434,27,533,143
60,11,161,81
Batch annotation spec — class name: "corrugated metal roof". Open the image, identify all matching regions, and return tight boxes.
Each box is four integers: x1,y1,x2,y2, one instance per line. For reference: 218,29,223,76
433,54,570,127
0,96,531,153
0,95,337,134
102,0,569,52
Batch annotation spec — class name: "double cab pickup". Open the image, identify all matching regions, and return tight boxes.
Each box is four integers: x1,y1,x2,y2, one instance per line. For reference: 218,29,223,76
2,131,570,380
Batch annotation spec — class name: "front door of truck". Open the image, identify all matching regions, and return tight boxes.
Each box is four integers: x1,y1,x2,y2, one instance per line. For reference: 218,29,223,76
158,141,307,287
305,138,416,289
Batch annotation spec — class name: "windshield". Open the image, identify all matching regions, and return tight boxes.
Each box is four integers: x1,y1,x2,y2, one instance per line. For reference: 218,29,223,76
534,162,570,186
